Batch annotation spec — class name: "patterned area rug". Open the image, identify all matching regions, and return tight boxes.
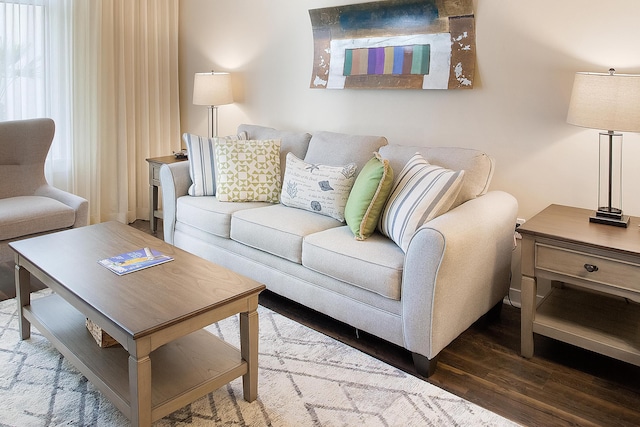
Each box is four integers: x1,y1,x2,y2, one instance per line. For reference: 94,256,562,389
0,292,518,426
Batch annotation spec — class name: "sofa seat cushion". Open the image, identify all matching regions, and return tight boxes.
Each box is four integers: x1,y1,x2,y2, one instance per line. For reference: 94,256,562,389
302,226,404,300
176,195,269,239
231,204,342,263
0,196,75,240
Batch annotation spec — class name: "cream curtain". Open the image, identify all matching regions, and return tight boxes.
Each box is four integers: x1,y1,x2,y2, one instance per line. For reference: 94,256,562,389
0,0,180,225
73,0,181,224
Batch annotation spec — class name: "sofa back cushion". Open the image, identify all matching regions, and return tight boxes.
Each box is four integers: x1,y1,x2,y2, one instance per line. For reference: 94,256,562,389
304,131,388,176
377,145,494,208
237,124,312,181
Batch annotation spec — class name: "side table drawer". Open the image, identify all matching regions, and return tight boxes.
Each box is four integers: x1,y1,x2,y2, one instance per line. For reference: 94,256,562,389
536,243,640,293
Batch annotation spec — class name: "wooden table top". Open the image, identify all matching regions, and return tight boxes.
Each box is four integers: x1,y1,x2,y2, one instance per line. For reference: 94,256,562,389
518,204,640,256
9,221,265,338
145,155,187,165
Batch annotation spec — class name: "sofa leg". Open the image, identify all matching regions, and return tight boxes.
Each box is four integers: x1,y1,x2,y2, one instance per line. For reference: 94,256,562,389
412,352,439,377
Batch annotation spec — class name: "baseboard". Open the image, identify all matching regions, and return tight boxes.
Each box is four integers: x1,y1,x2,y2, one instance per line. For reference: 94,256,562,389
503,287,546,309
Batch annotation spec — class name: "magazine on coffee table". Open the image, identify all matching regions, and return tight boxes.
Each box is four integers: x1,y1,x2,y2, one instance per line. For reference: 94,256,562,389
98,247,173,275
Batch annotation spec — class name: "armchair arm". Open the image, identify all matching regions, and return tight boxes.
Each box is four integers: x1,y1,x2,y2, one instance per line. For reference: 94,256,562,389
159,161,191,244
34,185,89,228
401,190,518,359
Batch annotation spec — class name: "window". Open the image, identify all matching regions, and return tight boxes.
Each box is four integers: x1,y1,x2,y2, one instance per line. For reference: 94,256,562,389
0,0,47,120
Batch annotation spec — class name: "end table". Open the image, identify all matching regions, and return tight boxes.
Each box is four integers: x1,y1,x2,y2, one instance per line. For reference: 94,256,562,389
519,204,640,366
146,156,187,233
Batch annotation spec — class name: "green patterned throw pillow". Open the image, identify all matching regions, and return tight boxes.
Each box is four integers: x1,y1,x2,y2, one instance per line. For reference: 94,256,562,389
214,138,282,202
280,153,357,222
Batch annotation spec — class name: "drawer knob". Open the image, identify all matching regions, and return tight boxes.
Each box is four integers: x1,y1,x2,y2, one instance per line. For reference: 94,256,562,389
584,263,599,273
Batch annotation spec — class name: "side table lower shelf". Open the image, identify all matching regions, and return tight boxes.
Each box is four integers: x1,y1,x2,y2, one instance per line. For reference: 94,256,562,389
25,294,247,422
534,286,640,366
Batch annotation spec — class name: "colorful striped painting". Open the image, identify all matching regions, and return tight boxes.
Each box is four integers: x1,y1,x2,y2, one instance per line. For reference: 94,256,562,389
309,0,476,89
343,45,430,76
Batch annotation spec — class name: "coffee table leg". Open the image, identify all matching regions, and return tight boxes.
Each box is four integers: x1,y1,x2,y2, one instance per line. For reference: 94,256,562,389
15,263,31,340
129,353,152,426
240,304,259,402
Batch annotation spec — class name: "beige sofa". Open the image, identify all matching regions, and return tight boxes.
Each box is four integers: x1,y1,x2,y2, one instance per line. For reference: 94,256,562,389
160,124,518,376
0,118,88,265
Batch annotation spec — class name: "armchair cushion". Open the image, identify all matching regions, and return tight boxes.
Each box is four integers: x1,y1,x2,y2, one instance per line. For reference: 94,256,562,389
0,196,75,240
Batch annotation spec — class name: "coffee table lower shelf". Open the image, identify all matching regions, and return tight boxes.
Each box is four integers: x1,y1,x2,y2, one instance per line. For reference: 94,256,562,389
24,294,247,422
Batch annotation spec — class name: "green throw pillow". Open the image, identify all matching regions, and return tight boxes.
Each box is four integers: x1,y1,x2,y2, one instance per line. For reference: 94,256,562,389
344,152,394,240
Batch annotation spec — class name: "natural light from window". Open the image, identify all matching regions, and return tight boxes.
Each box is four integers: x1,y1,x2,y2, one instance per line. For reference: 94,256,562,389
0,0,46,120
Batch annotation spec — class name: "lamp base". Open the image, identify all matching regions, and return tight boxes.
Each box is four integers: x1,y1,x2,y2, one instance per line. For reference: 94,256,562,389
589,208,630,228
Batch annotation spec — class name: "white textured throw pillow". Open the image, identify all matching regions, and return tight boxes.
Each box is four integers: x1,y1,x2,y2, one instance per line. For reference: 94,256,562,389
280,153,357,222
184,132,247,196
214,138,282,203
379,153,465,252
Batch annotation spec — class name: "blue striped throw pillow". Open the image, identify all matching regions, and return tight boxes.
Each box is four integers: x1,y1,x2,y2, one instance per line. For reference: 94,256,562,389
183,132,247,196
379,153,465,252
184,133,216,196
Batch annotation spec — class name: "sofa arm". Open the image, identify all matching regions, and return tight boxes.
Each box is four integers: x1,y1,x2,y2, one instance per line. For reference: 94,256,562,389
159,161,191,244
401,190,518,359
34,185,89,228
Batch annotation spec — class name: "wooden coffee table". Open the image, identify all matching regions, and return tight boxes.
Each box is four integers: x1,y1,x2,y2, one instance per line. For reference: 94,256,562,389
9,221,265,426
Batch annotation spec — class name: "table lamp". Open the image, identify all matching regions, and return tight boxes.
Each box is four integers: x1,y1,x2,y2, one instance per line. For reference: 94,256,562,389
193,71,233,138
566,68,640,227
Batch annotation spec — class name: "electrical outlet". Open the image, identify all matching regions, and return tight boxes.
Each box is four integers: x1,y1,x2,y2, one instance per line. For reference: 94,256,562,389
514,218,526,241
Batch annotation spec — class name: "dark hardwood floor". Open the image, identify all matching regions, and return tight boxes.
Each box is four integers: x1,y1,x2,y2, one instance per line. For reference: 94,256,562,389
2,220,640,426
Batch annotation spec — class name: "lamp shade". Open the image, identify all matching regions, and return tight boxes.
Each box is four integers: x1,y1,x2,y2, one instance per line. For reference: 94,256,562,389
193,72,233,106
567,70,640,132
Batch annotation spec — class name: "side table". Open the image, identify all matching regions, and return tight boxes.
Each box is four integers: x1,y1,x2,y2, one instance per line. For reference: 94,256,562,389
146,156,187,233
519,204,640,366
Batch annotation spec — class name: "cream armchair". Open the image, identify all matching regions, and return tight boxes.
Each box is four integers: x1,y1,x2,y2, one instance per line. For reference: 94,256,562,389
0,118,88,264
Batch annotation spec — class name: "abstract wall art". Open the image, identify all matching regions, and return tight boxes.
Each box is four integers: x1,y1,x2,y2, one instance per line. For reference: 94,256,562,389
309,0,475,90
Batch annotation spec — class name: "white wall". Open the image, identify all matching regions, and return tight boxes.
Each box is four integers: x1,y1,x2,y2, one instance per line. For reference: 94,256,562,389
179,1,640,302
